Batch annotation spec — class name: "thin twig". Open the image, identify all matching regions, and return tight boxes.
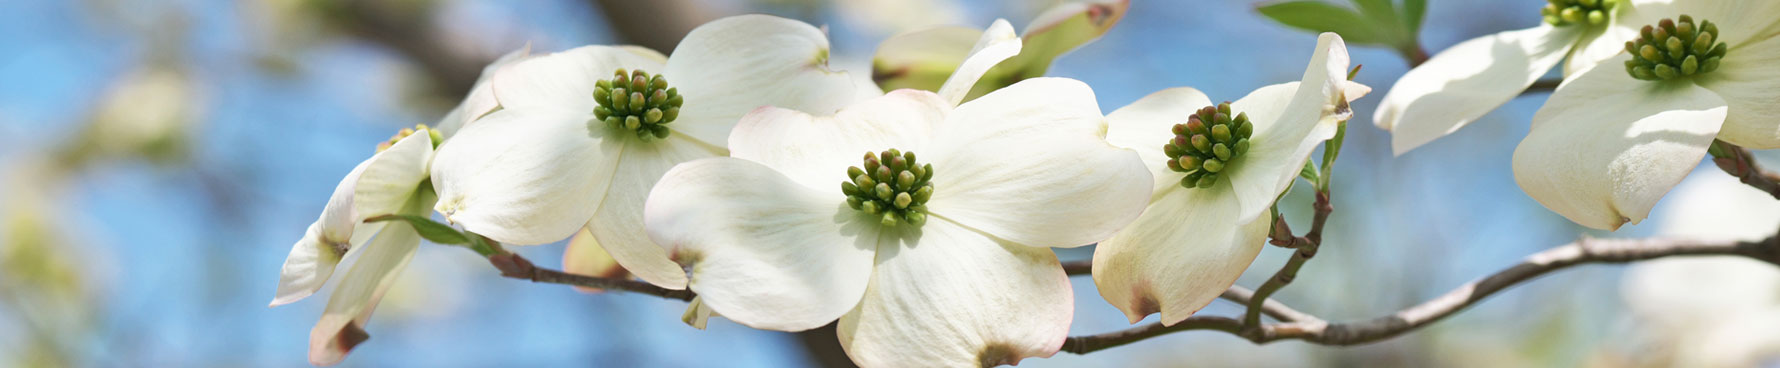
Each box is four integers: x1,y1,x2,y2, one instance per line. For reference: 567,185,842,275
1525,78,1561,94
1711,141,1780,200
1244,191,1332,330
1062,235,1780,353
485,251,695,301
1062,260,1091,275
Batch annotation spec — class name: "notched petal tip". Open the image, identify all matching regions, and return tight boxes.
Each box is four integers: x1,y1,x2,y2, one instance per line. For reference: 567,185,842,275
308,321,369,366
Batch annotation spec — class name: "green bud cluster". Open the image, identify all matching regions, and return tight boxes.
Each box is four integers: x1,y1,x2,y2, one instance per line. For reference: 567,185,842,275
377,124,442,152
1164,102,1253,189
1623,15,1727,81
593,69,684,140
1541,0,1615,26
842,149,934,227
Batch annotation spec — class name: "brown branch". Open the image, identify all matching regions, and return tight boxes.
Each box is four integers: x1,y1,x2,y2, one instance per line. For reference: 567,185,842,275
1062,235,1780,353
1711,140,1780,200
1244,191,1332,329
1524,78,1561,95
485,251,695,301
317,1,490,99
1062,260,1091,275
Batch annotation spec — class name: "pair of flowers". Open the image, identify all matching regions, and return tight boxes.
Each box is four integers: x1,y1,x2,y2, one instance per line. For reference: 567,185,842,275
1376,0,1780,230
272,14,1369,367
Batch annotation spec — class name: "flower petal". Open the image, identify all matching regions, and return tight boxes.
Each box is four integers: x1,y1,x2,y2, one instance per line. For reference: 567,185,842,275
837,218,1071,367
728,89,947,192
308,219,421,366
937,19,1020,106
644,157,878,331
1104,87,1215,193
1513,57,1729,230
1375,25,1579,155
271,223,342,307
1226,33,1356,223
1564,14,1640,76
664,14,860,147
352,132,433,220
1092,183,1269,325
586,135,721,289
1623,0,1780,48
925,78,1152,248
436,45,531,138
491,45,664,114
430,109,623,245
1699,34,1780,149
562,227,629,293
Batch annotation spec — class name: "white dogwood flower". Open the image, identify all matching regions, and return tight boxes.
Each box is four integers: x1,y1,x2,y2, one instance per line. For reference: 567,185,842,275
1512,1,1780,229
270,127,437,366
1374,0,1643,154
642,20,1151,367
1092,33,1366,325
428,15,861,289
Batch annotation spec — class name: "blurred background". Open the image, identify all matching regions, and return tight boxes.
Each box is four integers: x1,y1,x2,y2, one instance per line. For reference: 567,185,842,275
2,0,1776,366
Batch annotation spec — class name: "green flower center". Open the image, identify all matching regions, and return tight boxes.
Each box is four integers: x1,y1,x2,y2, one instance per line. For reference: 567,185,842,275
842,149,933,227
1541,0,1615,26
593,69,683,141
377,124,441,152
1165,102,1252,189
1623,15,1728,81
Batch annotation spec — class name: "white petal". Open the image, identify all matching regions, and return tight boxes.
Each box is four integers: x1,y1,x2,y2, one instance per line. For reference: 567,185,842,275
586,135,720,289
491,45,664,114
925,78,1152,248
937,19,1021,106
436,45,531,138
1225,33,1354,223
1513,57,1729,230
837,218,1071,367
644,157,878,331
1104,87,1215,193
1092,183,1270,324
430,109,623,245
664,14,860,147
1624,0,1780,48
562,227,628,293
308,220,421,366
1374,26,1580,155
1699,34,1780,149
273,157,380,307
352,132,433,220
728,90,948,192
1564,14,1640,76
271,223,341,307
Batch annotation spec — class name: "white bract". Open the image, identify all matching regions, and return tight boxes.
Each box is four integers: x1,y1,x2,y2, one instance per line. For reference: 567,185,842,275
1512,0,1780,230
270,47,526,366
1092,33,1366,325
428,15,861,289
1620,174,1780,367
1374,0,1642,155
641,20,1152,367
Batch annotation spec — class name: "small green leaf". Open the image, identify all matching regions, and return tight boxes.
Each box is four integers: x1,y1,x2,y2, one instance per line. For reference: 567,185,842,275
1257,1,1388,45
871,0,1129,101
365,214,469,245
1299,160,1321,184
1402,0,1427,34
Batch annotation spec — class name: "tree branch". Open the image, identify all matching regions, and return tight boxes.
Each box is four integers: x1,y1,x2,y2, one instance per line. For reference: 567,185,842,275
1245,190,1333,330
1062,235,1780,354
1711,140,1780,200
1524,78,1561,95
484,251,695,301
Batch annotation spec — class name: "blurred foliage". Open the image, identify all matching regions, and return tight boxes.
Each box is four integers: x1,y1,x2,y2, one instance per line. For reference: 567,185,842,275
1257,0,1428,63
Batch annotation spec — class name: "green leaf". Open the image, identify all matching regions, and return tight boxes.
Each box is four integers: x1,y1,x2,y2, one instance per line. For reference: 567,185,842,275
365,214,469,245
1256,1,1388,45
1299,160,1321,184
1402,0,1427,34
1352,0,1403,36
871,0,1129,101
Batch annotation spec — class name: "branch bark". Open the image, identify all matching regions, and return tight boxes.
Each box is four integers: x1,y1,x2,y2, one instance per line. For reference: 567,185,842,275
485,251,695,301
1061,235,1780,353
1712,140,1780,200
